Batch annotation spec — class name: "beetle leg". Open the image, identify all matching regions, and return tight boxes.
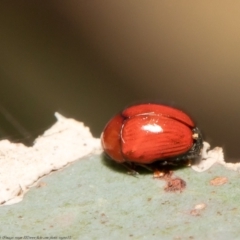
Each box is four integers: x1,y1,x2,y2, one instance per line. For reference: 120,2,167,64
121,162,139,176
136,164,153,172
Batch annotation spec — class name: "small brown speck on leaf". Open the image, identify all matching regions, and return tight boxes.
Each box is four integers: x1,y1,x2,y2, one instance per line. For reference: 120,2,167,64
164,177,186,192
36,182,47,188
210,177,228,186
100,212,108,224
190,209,201,216
154,170,186,192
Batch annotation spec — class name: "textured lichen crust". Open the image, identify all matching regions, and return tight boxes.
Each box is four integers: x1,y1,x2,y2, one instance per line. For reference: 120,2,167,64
0,113,101,205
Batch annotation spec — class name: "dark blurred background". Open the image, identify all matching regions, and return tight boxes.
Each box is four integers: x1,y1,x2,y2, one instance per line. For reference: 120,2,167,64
0,1,240,160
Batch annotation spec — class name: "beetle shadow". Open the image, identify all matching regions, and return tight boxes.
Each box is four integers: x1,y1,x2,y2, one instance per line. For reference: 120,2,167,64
100,153,151,175
100,153,189,175
101,153,191,176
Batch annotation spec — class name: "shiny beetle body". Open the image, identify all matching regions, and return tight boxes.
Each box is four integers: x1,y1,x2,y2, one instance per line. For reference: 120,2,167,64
101,104,203,167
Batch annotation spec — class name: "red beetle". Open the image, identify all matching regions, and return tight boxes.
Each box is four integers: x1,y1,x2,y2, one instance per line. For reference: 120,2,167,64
101,104,203,169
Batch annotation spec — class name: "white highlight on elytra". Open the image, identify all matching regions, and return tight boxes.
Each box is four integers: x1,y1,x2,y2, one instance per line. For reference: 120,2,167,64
142,124,163,133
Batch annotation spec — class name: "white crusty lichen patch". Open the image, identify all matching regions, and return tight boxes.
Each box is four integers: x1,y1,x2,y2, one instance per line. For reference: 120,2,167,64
192,142,240,172
0,113,101,206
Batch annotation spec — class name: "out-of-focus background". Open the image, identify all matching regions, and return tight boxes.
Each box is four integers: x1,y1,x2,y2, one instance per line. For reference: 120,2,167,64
0,1,240,160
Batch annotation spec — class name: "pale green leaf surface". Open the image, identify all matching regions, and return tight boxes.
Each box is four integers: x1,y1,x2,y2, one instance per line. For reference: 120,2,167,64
0,154,239,239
